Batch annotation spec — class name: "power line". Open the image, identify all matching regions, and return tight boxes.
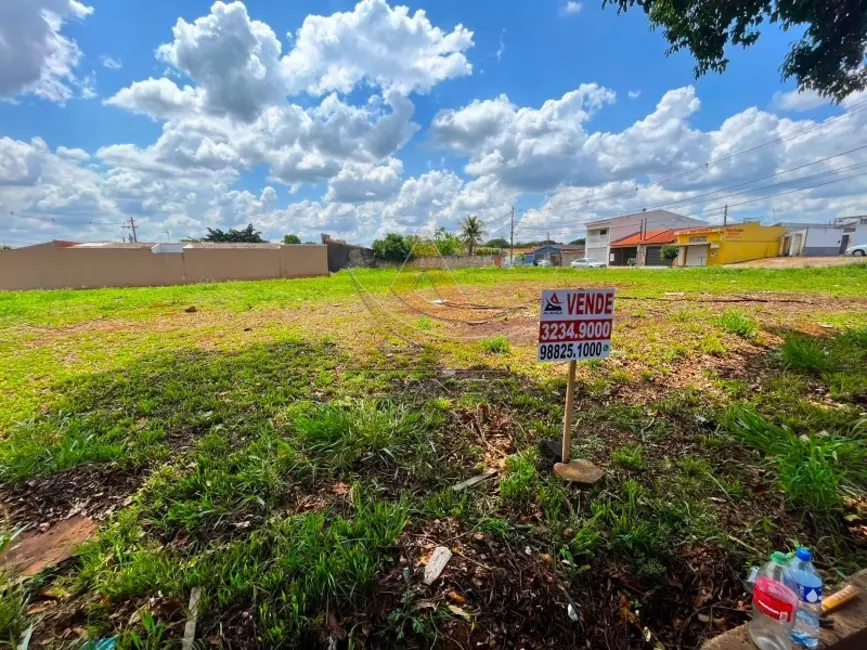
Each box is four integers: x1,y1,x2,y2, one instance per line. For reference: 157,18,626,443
5,211,128,227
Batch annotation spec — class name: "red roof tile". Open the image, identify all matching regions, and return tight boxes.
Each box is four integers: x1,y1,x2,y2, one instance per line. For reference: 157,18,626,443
610,229,677,247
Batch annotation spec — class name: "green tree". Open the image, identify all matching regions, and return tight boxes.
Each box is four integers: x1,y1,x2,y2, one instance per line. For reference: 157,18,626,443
203,224,266,243
661,243,680,261
0,245,11,251
435,227,464,256
569,238,586,246
283,234,301,244
604,0,867,101
372,233,412,262
460,215,486,256
485,237,510,249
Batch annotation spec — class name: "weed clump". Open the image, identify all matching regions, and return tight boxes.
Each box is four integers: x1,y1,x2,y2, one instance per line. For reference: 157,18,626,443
481,336,511,354
717,310,757,338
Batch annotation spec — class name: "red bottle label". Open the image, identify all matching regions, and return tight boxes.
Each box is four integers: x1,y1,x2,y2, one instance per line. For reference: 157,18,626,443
754,577,796,623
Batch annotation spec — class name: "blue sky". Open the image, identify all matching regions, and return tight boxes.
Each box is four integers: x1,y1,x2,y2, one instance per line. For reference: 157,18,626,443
1,0,863,246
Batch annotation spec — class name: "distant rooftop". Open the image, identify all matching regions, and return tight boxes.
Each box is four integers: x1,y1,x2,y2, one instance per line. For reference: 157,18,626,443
610,229,677,247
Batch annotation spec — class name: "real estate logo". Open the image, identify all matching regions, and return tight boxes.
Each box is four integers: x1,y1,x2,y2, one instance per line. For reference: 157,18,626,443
543,293,563,314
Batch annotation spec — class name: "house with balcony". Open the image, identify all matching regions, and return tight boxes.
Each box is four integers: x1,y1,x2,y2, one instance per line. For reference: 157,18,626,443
585,210,706,263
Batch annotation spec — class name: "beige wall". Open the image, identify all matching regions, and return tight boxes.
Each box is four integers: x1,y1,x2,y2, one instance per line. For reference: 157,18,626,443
0,244,328,291
380,255,501,269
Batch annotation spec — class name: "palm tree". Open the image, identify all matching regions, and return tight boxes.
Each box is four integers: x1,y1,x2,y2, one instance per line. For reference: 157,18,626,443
460,215,485,256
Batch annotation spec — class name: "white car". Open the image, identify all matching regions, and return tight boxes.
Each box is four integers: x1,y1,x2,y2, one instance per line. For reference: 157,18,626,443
845,243,866,257
535,259,553,267
570,258,607,269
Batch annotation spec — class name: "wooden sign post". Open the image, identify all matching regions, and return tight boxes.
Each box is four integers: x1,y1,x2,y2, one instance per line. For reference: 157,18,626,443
537,288,615,484
561,360,577,463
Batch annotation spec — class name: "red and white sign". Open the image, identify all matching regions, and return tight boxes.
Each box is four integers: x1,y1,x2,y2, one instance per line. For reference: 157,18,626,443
538,289,615,362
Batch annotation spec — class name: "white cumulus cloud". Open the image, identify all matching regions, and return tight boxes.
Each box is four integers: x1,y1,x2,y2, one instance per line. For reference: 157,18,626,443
156,1,285,122
281,0,474,96
772,89,828,112
0,0,94,103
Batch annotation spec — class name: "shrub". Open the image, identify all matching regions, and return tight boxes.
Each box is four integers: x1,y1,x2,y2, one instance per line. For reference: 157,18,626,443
661,244,680,261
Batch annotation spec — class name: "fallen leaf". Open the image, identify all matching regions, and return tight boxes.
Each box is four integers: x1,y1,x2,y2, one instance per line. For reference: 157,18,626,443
446,590,467,605
447,605,472,621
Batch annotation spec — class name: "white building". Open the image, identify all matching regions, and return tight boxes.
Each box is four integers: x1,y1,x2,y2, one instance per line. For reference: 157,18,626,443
585,210,706,263
777,223,846,257
835,216,867,250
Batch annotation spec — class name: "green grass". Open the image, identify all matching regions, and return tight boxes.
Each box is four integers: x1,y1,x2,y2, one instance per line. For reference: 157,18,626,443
3,266,867,648
78,493,407,646
3,264,866,329
0,575,28,648
612,444,646,471
724,405,867,515
480,335,511,354
779,335,835,375
717,309,757,338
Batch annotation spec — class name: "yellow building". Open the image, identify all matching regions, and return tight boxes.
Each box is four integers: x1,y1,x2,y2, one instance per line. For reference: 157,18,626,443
672,222,786,267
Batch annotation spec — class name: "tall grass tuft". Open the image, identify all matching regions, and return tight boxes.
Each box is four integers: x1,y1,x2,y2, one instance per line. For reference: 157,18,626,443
724,405,867,515
717,310,757,338
779,335,835,375
481,336,511,354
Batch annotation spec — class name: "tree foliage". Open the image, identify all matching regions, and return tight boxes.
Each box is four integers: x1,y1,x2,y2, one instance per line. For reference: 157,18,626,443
604,0,867,101
460,216,486,256
661,243,680,261
372,233,412,262
203,224,266,243
283,234,301,244
569,238,586,246
485,237,510,249
0,245,11,251
434,227,464,256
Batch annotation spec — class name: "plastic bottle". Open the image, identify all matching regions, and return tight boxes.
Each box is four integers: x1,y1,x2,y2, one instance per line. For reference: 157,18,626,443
789,547,822,648
750,552,799,650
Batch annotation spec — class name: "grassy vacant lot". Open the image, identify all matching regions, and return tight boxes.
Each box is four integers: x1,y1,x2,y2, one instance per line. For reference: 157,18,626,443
1,264,867,649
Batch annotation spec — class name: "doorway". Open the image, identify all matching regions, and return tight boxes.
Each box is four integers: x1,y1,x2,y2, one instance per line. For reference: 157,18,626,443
840,234,850,254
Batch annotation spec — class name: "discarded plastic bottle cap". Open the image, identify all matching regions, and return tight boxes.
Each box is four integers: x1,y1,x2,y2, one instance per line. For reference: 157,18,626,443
796,547,812,561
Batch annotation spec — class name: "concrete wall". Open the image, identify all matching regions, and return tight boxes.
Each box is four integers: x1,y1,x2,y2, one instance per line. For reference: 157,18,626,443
379,255,500,269
0,244,328,291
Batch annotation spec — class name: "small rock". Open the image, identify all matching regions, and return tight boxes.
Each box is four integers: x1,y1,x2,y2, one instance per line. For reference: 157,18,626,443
185,306,197,313
423,546,452,585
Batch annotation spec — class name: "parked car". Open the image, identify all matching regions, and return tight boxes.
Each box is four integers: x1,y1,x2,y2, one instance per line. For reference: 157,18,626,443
845,243,866,257
570,257,607,269
535,259,553,267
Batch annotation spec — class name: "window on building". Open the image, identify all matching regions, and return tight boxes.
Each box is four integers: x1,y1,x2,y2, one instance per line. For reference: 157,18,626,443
599,229,608,236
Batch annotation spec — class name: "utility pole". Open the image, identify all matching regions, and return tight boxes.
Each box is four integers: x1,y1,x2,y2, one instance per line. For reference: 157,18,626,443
723,205,728,227
122,217,139,242
510,205,515,266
